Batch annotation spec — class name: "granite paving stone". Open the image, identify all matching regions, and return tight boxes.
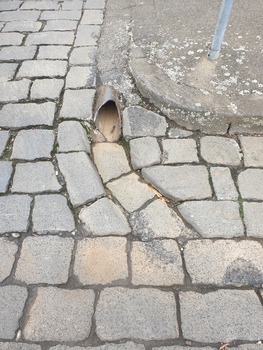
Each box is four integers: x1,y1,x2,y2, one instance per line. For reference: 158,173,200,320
23,287,95,342
95,287,178,340
210,167,238,200
0,46,37,61
130,137,161,170
0,1,22,11
31,78,64,100
107,173,155,212
11,161,61,193
0,161,12,192
40,10,82,21
0,195,32,234
0,102,55,128
0,130,9,156
17,60,67,78
15,236,74,284
58,120,91,153
129,199,196,241
131,239,184,285
0,238,18,283
178,201,244,238
3,21,42,32
61,1,83,11
243,202,263,238
81,10,104,24
74,237,128,285
184,240,263,286
84,0,106,9
57,152,105,206
69,46,97,65
200,136,241,165
37,45,70,59
0,80,30,103
162,139,199,164
20,1,59,10
74,25,101,46
240,136,263,167
44,20,78,31
0,11,40,22
0,343,41,350
60,89,95,120
0,32,24,45
0,63,18,81
238,169,263,200
123,106,167,139
50,342,145,350
142,165,212,201
180,290,263,342
0,285,28,339
79,197,131,236
65,66,95,88
168,128,193,138
32,194,75,233
25,31,75,46
93,143,131,183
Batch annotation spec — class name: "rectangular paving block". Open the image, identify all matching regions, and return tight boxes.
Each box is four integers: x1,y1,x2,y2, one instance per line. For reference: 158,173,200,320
0,63,18,81
26,31,75,45
0,1,22,11
20,0,59,10
50,342,144,350
44,19,78,31
62,1,83,10
31,78,64,100
66,66,95,88
0,11,40,22
84,0,106,9
37,45,70,60
0,46,37,61
240,136,263,167
244,202,263,238
74,25,101,46
0,161,12,193
238,169,263,200
17,60,67,78
162,139,199,164
0,343,41,350
58,120,90,153
81,9,104,24
60,89,95,120
210,166,238,200
3,21,42,32
40,10,81,20
0,238,18,283
0,80,30,103
95,287,178,340
0,32,24,45
69,46,97,65
130,137,161,170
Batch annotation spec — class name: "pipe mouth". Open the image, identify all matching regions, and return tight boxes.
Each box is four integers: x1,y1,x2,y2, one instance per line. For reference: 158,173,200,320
207,47,220,61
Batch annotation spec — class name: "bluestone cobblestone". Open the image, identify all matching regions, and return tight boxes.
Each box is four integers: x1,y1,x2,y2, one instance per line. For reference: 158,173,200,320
0,46,37,61
240,136,263,167
162,139,199,164
0,80,30,103
130,137,161,170
65,66,95,88
0,130,9,156
0,238,18,283
37,45,70,59
17,60,67,78
0,161,12,192
25,31,75,46
243,202,263,238
60,89,95,120
238,169,263,200
210,167,238,200
31,78,64,100
58,120,91,153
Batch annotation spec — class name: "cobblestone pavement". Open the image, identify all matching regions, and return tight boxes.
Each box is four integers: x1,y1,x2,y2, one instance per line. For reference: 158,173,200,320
1,1,263,349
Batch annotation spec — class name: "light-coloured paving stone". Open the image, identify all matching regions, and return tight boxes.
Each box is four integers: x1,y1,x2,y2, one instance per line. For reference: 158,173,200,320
0,32,24,45
200,136,241,165
96,287,178,341
38,45,70,59
0,80,30,103
162,139,198,164
3,21,42,32
66,66,95,88
0,343,41,350
238,169,263,200
15,236,74,284
23,287,95,342
153,347,215,350
11,161,61,193
31,79,64,100
57,152,105,207
184,240,263,286
81,9,104,24
79,197,131,236
61,1,83,11
26,31,75,46
74,237,128,285
0,63,18,81
0,10,40,22
142,165,212,201
17,60,67,78
0,46,37,61
0,195,32,234
130,199,196,241
0,285,28,339
69,46,97,65
178,201,244,238
93,143,131,182
84,0,105,9
180,290,263,342
58,121,90,153
168,128,194,138
0,1,22,11
210,167,238,200
20,1,59,10
123,106,167,139
74,25,101,46
60,89,95,120
11,129,54,160
0,161,12,193
40,10,81,21
0,102,55,128
50,342,144,350
0,238,18,283
44,20,78,31
32,194,75,233
244,202,263,238
131,240,184,285
0,130,9,156
240,136,263,167
107,173,155,212
130,137,161,170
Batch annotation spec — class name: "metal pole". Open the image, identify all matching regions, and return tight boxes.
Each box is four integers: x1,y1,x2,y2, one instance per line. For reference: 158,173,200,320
207,0,233,61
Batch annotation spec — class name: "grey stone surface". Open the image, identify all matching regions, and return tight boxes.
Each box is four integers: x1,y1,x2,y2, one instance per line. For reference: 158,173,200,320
240,136,263,167
180,290,263,342
178,201,244,238
0,285,28,339
74,25,101,46
0,161,12,192
0,32,24,45
0,1,22,11
17,60,67,78
93,143,131,183
107,173,155,212
0,102,55,128
40,10,81,20
44,20,78,31
153,347,215,350
162,139,199,164
96,287,178,340
0,10,40,22
11,129,54,160
130,137,161,170
131,240,184,285
85,0,105,9
0,343,41,350
58,121,91,153
0,195,32,234
23,287,95,342
130,199,196,241
37,45,70,59
74,237,128,285
142,165,212,201
200,136,241,165
238,169,263,200
50,342,144,350
0,130,9,156
244,202,263,238
62,1,83,10
31,79,64,100
0,80,30,103
168,128,194,138
3,21,42,32
20,1,59,10
66,66,95,88
81,9,104,24
0,46,37,61
60,89,95,120
15,236,74,284
69,46,97,65
123,106,167,138
0,238,18,283
11,161,61,193
0,63,18,81
57,152,105,207
79,197,131,236
184,240,263,286
210,167,238,200
32,194,75,233
26,31,75,46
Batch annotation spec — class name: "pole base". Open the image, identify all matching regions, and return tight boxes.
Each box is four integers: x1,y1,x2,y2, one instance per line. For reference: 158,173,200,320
207,47,220,61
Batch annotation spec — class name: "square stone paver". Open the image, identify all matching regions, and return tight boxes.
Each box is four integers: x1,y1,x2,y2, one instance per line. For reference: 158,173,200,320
162,139,199,164
38,45,70,59
69,46,97,65
58,120,91,153
238,169,263,200
60,89,95,120
66,66,95,88
74,25,100,46
0,238,18,283
130,137,161,170
31,78,64,100
240,136,263,167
